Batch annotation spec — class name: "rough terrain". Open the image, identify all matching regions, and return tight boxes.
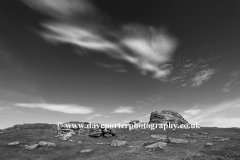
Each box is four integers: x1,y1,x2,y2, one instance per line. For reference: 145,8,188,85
0,124,240,160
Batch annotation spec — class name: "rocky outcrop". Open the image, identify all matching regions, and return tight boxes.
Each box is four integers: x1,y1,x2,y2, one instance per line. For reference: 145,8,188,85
149,110,189,125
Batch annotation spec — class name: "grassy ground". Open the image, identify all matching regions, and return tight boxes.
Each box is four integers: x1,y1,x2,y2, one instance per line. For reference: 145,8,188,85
0,126,240,160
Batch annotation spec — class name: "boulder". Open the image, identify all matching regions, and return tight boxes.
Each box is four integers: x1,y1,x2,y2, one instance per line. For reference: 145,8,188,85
81,149,92,153
150,134,167,139
205,142,213,146
169,137,188,143
26,144,39,150
38,141,56,147
111,140,127,146
145,141,167,148
149,110,189,125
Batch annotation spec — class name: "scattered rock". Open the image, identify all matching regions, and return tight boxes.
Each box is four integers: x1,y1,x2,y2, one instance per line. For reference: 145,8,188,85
8,141,20,146
81,149,92,153
145,141,167,148
150,134,170,142
69,140,74,143
111,140,127,146
38,141,56,147
96,142,111,145
189,139,197,143
57,122,116,138
205,142,213,146
212,136,222,139
220,138,229,141
149,110,189,125
151,134,166,139
78,141,82,143
26,144,39,150
198,132,208,135
169,138,188,143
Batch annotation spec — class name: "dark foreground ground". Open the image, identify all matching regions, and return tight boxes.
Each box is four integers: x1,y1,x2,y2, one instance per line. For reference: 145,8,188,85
0,125,240,160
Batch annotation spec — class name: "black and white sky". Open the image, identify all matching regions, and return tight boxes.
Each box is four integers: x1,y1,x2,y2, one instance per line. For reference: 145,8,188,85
0,0,240,129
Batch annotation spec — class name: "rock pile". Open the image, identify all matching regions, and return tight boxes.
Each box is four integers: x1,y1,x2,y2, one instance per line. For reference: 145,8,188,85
57,122,116,138
149,110,189,125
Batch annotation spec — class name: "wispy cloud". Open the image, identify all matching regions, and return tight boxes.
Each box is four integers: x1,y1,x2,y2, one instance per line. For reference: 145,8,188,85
181,106,201,119
95,63,127,73
181,97,240,127
0,107,12,111
222,71,240,92
14,103,94,114
112,106,135,114
0,46,35,92
138,113,150,121
21,0,178,80
191,69,217,87
161,57,220,86
86,114,102,120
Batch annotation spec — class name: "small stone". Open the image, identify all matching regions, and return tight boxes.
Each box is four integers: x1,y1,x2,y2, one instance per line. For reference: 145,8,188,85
198,132,208,135
81,149,92,153
169,138,188,143
111,140,127,146
26,144,39,150
145,142,167,148
38,141,56,147
8,141,20,146
189,139,197,143
78,141,82,143
151,134,167,139
205,142,213,146
69,140,74,142
220,138,229,141
212,136,222,139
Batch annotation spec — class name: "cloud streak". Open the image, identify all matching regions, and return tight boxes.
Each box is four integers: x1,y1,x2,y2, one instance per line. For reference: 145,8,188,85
191,69,217,87
113,106,135,114
222,71,240,92
21,0,178,80
14,103,94,114
86,114,102,120
181,97,240,127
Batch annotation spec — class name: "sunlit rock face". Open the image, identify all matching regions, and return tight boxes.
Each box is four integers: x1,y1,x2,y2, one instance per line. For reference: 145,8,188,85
149,110,189,125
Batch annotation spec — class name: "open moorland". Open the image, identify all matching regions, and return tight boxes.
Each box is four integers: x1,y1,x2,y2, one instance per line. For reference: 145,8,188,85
0,124,240,160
